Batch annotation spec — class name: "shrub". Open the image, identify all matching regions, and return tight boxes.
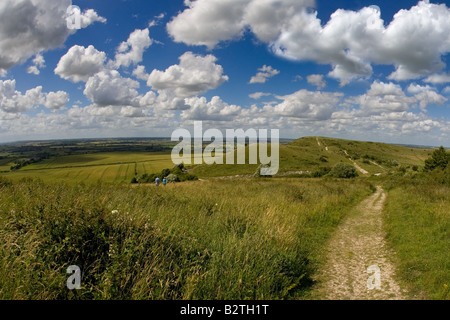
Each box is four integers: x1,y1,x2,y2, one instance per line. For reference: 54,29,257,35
161,168,171,178
166,174,180,183
329,163,358,178
183,174,198,181
173,163,185,171
424,146,449,172
312,166,331,178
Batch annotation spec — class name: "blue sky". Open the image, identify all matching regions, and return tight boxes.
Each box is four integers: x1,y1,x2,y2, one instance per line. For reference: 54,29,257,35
1,0,450,146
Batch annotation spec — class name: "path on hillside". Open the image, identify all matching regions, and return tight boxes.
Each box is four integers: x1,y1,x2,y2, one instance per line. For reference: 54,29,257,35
343,150,369,175
316,137,329,152
311,186,409,300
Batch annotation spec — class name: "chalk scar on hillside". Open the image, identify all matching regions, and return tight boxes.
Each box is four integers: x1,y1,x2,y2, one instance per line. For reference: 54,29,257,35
343,150,369,175
311,186,409,300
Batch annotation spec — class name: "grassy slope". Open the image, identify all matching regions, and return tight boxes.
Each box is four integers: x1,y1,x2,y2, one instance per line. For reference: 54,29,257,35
190,137,431,178
0,177,373,299
383,174,450,300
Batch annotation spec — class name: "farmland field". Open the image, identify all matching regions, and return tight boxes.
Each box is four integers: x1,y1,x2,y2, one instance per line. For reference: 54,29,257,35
1,152,174,184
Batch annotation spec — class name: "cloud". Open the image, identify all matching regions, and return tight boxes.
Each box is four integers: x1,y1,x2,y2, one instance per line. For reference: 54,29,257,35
27,53,45,75
0,79,43,113
44,91,70,110
78,8,107,28
407,83,435,94
169,1,450,85
132,65,150,81
442,87,450,95
167,0,251,49
307,74,326,90
249,65,280,84
423,73,450,84
346,81,447,114
249,92,271,100
414,90,447,111
0,0,105,74
55,45,107,83
271,89,343,120
83,70,140,107
147,52,228,109
0,79,70,113
182,96,242,121
114,28,152,68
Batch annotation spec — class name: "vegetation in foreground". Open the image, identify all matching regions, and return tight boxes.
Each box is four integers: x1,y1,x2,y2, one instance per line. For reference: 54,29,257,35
0,177,372,299
382,149,450,300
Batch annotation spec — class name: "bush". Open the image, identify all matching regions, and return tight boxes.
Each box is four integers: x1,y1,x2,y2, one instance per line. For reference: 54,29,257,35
329,163,358,178
312,166,331,178
166,174,180,183
183,174,198,181
424,146,449,172
161,168,171,178
173,163,185,171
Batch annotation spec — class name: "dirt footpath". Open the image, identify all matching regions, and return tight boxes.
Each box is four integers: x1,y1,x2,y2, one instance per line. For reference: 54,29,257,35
311,186,409,300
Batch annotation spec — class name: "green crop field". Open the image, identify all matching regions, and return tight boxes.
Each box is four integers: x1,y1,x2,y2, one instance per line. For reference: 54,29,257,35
1,152,174,183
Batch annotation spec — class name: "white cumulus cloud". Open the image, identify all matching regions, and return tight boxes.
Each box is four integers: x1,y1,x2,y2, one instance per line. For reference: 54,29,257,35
55,45,107,83
114,28,152,69
147,52,228,109
307,74,326,90
0,0,105,74
249,65,279,84
168,1,450,85
83,70,140,107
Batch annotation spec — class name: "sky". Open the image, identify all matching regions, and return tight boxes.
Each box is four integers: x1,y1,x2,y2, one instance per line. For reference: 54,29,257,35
1,0,450,146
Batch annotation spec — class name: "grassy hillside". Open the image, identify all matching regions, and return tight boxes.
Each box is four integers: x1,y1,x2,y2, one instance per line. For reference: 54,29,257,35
382,171,450,300
0,177,373,299
189,137,431,178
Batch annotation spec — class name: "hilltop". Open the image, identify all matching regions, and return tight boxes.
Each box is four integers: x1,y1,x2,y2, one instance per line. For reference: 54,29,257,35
189,136,431,178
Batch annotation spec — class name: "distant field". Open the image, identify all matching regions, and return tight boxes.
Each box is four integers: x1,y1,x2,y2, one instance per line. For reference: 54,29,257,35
2,152,174,183
0,158,12,172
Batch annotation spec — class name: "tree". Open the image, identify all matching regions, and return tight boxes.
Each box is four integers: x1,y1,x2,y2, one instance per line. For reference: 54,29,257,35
424,146,449,172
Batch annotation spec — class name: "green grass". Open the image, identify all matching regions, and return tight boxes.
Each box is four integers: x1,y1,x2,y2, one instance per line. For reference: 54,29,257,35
189,137,430,178
383,175,450,299
0,177,373,299
2,152,174,184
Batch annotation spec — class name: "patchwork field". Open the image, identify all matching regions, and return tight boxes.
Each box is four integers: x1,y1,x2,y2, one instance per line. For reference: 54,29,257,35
2,152,174,184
